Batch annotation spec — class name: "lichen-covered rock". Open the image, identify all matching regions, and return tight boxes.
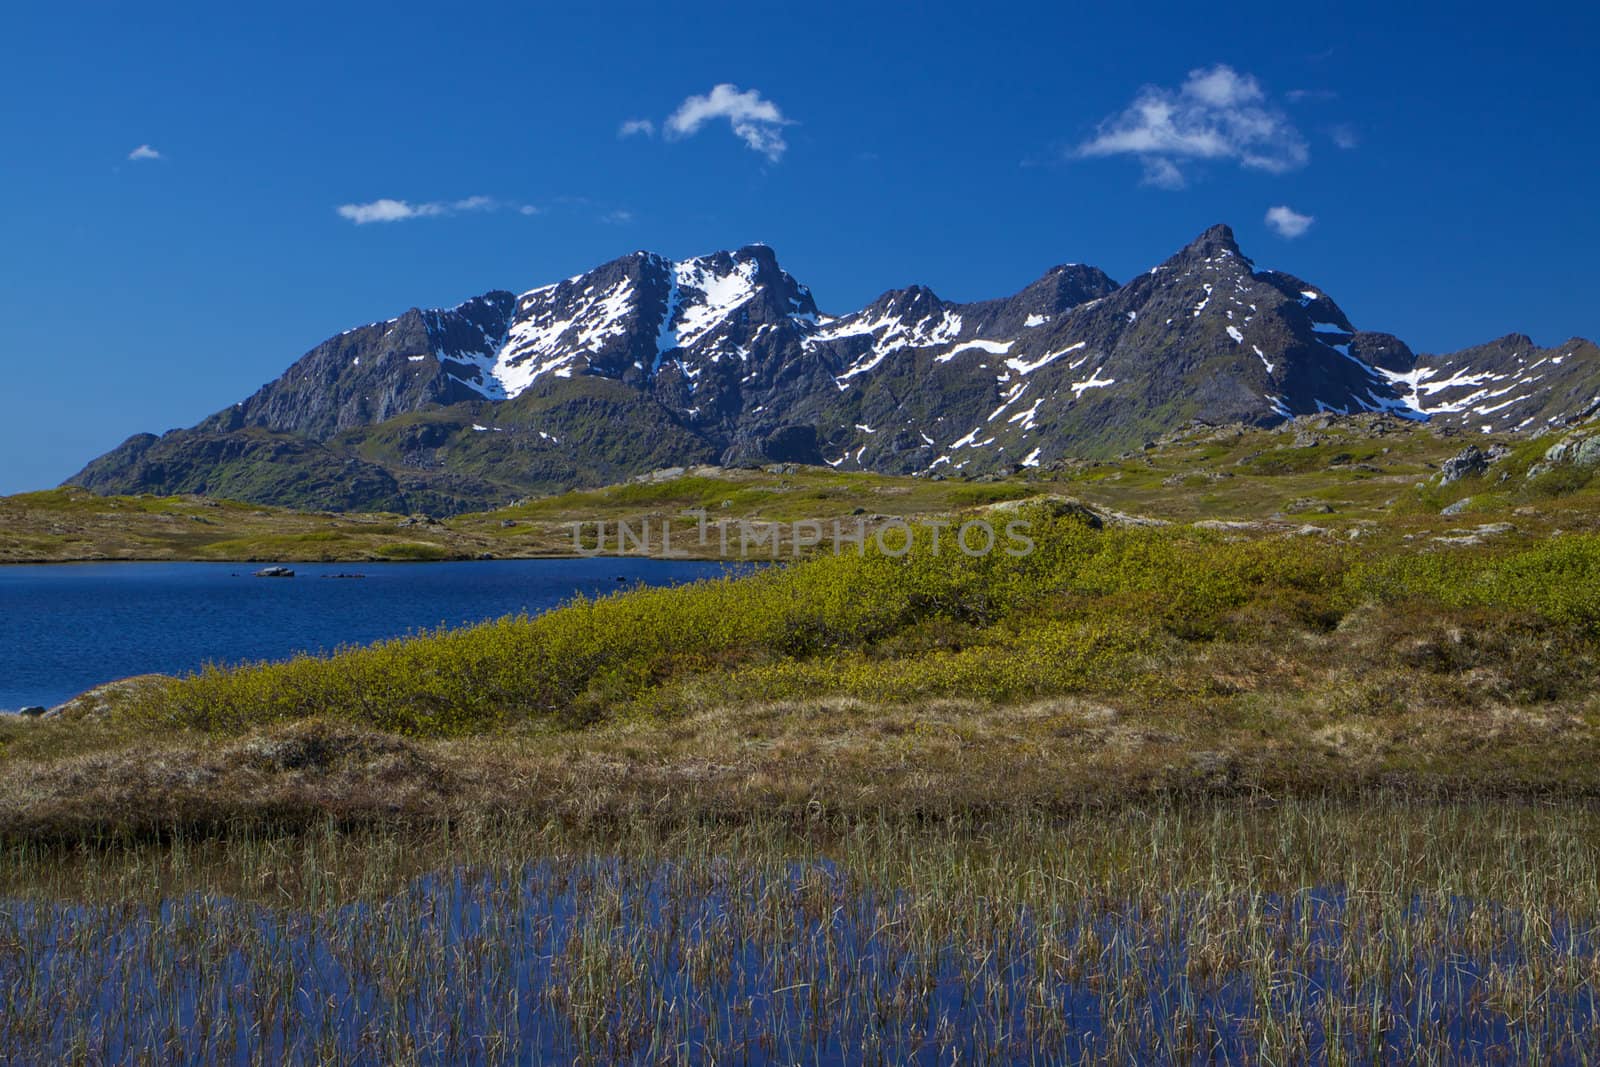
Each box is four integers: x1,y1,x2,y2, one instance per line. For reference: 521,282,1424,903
1438,445,1491,484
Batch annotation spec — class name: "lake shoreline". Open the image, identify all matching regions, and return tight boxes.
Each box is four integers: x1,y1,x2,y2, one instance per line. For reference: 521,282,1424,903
0,558,747,711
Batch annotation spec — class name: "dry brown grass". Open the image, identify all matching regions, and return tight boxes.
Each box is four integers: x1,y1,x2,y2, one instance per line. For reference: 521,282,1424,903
6,680,1599,841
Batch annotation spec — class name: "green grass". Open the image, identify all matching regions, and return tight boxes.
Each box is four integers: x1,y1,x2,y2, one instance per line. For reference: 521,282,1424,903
12,417,1600,1061
105,505,1600,744
12,414,1600,835
372,541,453,561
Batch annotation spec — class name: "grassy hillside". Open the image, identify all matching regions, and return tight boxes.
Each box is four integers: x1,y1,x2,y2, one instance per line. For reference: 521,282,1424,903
8,413,1600,836
6,476,1600,834
13,413,1600,564
11,414,1600,1061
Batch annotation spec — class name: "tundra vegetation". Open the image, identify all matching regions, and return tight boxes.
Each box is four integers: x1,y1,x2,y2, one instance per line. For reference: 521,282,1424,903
5,414,1600,1062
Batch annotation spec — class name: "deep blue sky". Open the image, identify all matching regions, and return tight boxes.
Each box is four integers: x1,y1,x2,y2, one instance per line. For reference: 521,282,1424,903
2,1,1596,493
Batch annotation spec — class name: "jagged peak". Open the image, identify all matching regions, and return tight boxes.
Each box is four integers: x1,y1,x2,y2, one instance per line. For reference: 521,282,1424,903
859,284,945,313
1186,223,1241,255
1163,223,1253,272
1016,263,1119,307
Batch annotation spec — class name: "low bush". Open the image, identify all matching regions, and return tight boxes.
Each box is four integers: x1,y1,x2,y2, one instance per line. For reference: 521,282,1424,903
122,508,1600,738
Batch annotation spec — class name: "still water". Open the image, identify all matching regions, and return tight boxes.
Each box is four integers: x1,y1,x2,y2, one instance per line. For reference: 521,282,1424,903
0,559,743,710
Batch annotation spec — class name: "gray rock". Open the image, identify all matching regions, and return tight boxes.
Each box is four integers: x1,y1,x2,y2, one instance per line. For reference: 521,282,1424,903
984,495,1104,529
254,566,295,578
1437,445,1490,484
1545,434,1600,470
18,706,46,718
1440,498,1474,516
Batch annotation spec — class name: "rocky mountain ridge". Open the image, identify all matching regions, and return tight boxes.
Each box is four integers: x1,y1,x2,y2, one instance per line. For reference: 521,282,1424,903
69,225,1599,513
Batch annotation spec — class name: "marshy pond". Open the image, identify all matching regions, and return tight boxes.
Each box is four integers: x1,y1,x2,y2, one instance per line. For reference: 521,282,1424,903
3,798,1598,1063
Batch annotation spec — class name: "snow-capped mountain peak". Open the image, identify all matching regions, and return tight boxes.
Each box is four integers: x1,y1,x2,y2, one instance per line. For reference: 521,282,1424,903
72,225,1600,513
420,245,821,403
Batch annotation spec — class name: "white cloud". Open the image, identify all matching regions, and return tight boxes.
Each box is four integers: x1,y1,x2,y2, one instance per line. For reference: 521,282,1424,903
618,118,655,138
600,209,635,225
665,84,792,161
338,199,427,224
335,196,532,224
128,144,162,161
1078,65,1307,187
1265,204,1314,238
1330,123,1359,150
1141,157,1187,190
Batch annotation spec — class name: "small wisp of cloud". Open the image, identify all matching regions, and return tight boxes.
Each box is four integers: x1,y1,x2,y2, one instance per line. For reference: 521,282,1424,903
336,196,536,224
658,84,793,162
1265,205,1314,238
127,144,162,161
618,118,655,139
1329,123,1360,150
1077,64,1307,188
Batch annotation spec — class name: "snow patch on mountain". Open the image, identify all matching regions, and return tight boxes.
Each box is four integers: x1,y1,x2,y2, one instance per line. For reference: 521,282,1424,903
822,305,965,383
671,256,759,349
936,338,1013,364
1005,342,1086,377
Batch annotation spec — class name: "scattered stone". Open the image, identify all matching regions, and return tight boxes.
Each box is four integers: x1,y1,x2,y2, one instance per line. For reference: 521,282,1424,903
1438,445,1491,484
1529,433,1600,480
18,706,45,718
1194,519,1267,532
1542,434,1600,469
1440,498,1474,516
500,519,517,528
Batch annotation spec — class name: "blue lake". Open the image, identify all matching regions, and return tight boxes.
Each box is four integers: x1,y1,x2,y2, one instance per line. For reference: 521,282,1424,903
0,559,745,711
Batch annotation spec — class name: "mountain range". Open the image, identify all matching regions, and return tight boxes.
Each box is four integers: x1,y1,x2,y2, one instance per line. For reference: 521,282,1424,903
68,224,1600,514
